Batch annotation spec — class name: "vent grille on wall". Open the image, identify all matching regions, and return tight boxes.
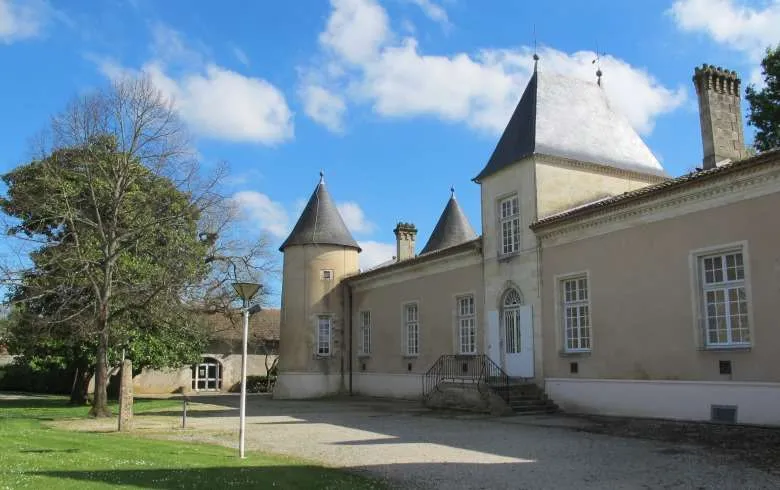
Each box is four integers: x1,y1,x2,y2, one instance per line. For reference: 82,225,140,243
710,405,737,424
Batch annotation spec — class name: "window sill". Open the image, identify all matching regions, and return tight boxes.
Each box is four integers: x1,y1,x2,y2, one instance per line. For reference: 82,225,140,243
700,345,752,352
498,251,522,262
357,354,371,359
402,355,419,359
559,350,591,358
456,353,478,357
315,354,332,360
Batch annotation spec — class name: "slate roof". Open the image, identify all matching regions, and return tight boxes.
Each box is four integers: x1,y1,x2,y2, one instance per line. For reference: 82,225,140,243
530,148,780,229
474,68,666,182
279,177,360,252
420,193,478,254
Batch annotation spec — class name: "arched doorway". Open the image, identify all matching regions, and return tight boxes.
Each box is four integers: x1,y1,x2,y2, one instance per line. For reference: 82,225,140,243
191,357,222,391
500,288,534,378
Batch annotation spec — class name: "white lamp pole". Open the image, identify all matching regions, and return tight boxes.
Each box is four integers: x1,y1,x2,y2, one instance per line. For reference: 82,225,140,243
231,281,261,459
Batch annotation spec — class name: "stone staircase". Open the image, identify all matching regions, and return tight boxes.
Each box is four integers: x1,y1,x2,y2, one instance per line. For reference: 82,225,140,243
491,381,559,415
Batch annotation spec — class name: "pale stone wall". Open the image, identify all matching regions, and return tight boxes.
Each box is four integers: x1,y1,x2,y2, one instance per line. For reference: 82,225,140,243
132,353,278,394
479,157,543,380
539,188,780,383
350,254,483,380
535,155,663,219
275,244,359,398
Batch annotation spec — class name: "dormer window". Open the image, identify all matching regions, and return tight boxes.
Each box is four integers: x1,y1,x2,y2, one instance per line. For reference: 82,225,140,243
500,195,520,255
320,269,334,281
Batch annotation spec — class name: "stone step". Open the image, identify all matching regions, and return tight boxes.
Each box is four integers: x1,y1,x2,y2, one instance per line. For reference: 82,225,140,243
511,408,559,416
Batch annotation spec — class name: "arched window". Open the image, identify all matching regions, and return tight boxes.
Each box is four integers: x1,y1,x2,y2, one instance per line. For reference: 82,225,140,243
191,357,222,391
502,289,522,354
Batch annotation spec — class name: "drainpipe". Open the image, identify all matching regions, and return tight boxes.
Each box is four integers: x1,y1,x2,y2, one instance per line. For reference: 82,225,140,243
347,283,353,395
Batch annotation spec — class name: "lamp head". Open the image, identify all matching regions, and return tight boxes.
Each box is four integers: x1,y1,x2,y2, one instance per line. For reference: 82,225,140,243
232,282,261,302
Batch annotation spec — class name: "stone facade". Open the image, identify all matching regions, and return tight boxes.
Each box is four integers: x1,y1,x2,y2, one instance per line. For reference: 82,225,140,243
274,63,780,425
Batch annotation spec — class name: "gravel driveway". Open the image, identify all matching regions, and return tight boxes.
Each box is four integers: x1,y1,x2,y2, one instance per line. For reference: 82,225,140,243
154,394,780,490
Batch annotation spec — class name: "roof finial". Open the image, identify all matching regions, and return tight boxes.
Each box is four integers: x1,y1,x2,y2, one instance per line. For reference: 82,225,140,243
532,24,539,71
592,41,603,87
319,170,324,184
450,185,455,198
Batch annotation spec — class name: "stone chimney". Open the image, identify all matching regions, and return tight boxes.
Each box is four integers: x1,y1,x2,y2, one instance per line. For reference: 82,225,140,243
393,222,417,262
693,64,746,169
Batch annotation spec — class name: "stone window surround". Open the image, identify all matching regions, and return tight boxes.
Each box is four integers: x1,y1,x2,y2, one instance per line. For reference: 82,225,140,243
402,301,420,357
689,240,754,351
359,310,372,357
456,295,476,355
316,315,332,358
554,270,592,355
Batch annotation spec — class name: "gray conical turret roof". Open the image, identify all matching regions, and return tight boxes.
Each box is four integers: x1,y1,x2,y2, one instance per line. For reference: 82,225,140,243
420,191,477,255
279,176,361,252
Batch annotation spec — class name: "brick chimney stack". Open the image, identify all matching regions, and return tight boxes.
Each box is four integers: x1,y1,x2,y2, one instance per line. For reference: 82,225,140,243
693,64,746,169
393,222,417,262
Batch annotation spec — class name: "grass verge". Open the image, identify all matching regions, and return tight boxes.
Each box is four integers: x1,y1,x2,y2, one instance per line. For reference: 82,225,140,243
0,395,385,489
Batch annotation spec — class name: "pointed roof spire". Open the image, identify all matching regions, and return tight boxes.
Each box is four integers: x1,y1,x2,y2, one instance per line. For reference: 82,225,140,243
419,190,478,255
473,68,665,182
279,173,360,252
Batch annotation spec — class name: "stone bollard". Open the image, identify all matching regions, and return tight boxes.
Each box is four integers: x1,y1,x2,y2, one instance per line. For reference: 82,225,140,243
118,359,133,432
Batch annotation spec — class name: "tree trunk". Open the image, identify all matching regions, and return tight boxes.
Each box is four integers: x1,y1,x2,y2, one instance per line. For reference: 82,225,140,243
89,328,112,417
69,365,92,405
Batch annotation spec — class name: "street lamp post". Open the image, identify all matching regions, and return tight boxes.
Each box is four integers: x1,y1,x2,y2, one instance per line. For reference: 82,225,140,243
231,281,261,459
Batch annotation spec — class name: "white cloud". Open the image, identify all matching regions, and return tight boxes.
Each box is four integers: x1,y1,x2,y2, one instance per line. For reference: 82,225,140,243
91,24,293,145
144,62,294,144
302,0,685,135
669,0,780,84
231,191,290,238
409,0,450,28
300,84,347,132
232,45,250,66
0,0,49,43
337,201,375,234
669,0,780,59
319,0,390,65
357,240,395,270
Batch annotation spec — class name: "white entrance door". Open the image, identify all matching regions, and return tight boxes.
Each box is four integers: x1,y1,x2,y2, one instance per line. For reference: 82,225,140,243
503,304,534,378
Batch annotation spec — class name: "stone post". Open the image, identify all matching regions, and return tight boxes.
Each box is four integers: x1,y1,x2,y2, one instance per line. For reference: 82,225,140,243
118,358,133,432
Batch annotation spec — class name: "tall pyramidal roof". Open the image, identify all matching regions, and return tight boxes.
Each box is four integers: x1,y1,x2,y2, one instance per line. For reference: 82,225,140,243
474,66,666,182
420,190,478,255
279,175,360,252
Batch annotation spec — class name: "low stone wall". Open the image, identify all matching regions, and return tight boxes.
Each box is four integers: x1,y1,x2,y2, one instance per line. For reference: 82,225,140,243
425,381,512,415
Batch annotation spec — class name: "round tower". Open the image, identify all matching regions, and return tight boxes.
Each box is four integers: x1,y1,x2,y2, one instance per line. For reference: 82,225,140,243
273,173,360,399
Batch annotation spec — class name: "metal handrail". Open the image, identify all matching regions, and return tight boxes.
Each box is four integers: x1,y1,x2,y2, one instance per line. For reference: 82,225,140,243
422,354,511,403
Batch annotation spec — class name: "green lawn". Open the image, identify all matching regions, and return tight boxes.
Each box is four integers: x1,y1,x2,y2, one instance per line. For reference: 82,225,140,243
0,396,384,489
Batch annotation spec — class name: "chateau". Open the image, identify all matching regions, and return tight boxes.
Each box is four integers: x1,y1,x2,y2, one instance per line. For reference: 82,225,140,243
273,60,780,426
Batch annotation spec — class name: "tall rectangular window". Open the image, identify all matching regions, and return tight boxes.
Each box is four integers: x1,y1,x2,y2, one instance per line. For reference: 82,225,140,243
500,195,520,255
700,250,750,347
404,303,419,356
360,311,371,355
457,296,476,354
562,276,590,352
317,316,331,356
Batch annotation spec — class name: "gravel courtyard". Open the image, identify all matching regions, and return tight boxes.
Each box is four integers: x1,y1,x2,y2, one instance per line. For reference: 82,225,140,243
121,394,779,490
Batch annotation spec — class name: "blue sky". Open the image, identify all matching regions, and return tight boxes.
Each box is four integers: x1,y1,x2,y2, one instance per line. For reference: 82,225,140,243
1,0,778,304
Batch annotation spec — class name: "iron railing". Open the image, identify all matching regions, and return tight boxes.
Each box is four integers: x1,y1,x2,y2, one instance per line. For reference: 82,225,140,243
422,354,510,403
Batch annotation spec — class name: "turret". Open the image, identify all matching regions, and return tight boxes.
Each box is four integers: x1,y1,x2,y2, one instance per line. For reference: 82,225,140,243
693,64,746,169
273,173,360,399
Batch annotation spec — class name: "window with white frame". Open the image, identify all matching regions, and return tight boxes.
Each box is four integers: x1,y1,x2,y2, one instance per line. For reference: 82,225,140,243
699,250,750,347
360,311,371,355
317,316,331,356
561,276,591,352
457,295,476,354
499,195,521,255
404,303,419,356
